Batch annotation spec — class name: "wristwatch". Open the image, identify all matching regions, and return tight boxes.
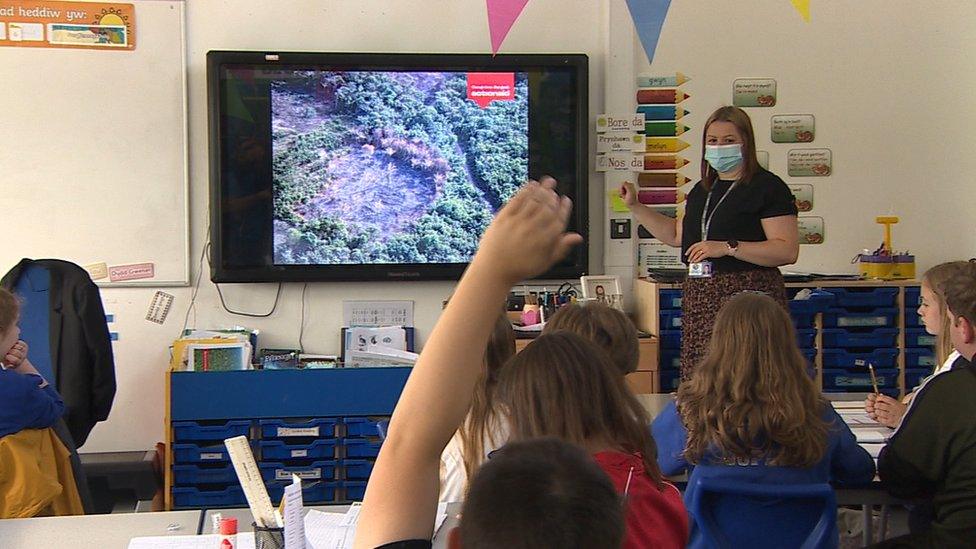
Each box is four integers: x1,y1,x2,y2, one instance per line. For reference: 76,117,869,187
726,239,739,257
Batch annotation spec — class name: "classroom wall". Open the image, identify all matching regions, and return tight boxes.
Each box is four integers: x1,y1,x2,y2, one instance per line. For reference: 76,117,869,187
71,0,976,452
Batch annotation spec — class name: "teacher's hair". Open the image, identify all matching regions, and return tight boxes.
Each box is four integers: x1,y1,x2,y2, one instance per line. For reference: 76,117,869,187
678,293,828,466
701,106,761,190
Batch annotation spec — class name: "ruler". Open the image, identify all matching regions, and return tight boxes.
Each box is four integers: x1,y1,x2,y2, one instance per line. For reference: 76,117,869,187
225,435,278,528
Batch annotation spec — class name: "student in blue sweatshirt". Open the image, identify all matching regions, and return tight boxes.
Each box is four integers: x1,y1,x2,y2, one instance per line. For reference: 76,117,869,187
652,292,874,547
0,287,64,438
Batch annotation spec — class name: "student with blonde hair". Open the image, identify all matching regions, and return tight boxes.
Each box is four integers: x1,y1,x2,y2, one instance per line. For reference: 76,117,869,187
865,261,970,427
543,300,639,376
652,292,874,547
439,311,515,502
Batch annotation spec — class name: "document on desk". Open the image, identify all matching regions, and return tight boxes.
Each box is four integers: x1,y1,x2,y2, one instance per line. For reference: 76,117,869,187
853,428,890,444
303,503,449,549
128,534,256,549
840,412,878,425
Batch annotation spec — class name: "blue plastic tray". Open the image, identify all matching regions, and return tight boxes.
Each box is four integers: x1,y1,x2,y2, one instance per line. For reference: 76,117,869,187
172,420,252,442
659,289,682,310
659,329,681,350
821,328,899,348
904,287,921,308
796,329,817,348
172,463,237,485
822,308,898,328
342,459,375,480
824,288,898,308
266,481,338,504
344,439,382,458
660,369,680,392
343,417,389,438
904,348,936,368
343,481,367,501
823,368,899,390
905,328,936,348
172,486,246,508
821,348,899,370
905,368,932,389
173,442,232,464
259,460,337,482
259,439,337,461
659,350,680,371
659,309,683,329
788,291,836,314
259,418,338,439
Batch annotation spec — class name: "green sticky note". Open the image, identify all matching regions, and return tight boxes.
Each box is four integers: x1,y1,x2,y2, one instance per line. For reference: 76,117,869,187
608,191,630,213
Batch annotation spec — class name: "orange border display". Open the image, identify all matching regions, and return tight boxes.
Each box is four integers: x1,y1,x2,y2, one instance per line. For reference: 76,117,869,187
0,1,135,51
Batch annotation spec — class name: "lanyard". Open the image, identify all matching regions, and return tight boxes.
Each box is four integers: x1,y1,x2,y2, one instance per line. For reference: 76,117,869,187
700,181,736,241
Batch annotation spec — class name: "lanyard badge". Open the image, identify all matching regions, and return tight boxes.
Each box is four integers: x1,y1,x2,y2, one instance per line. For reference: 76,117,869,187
689,182,736,278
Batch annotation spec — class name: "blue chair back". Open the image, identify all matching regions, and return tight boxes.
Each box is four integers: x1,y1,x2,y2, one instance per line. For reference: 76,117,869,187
686,473,838,549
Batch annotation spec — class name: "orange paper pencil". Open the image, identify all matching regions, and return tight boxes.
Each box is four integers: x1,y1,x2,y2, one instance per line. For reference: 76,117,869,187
642,155,689,171
636,89,690,104
637,173,691,187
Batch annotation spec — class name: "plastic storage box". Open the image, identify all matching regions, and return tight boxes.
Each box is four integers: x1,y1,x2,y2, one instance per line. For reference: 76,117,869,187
259,418,338,439
659,290,682,309
821,328,899,348
823,288,898,308
821,349,899,370
259,460,337,482
259,439,337,461
172,420,252,442
822,308,898,328
343,439,382,458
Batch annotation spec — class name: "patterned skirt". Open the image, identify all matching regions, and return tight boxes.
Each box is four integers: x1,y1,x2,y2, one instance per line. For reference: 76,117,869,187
680,268,788,381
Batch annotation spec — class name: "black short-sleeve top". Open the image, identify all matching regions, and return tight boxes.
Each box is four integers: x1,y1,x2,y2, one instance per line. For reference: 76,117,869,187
681,169,798,273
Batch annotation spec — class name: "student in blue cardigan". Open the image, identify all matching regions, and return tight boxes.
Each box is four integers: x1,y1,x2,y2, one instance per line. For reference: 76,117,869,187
0,287,64,438
652,292,875,546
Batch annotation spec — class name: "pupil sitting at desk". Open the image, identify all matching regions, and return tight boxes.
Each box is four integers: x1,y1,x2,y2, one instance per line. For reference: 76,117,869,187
652,292,875,547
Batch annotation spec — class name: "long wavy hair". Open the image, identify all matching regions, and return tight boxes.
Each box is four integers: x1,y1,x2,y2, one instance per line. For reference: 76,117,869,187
921,261,970,368
497,330,664,486
543,302,640,376
457,311,516,480
678,293,828,466
701,106,760,191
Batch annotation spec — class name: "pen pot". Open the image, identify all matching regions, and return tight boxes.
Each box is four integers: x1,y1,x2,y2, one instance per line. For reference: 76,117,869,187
253,522,285,549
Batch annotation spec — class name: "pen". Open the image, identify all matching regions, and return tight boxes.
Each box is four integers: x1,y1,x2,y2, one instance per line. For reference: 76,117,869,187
868,363,880,395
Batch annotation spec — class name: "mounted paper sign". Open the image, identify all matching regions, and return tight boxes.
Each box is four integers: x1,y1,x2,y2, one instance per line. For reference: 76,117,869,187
637,73,690,88
596,113,645,133
0,1,136,51
108,262,155,282
790,184,814,212
596,133,644,153
788,148,832,176
596,153,645,172
639,242,684,273
756,150,769,170
84,262,108,280
771,114,815,143
732,78,777,107
798,216,825,244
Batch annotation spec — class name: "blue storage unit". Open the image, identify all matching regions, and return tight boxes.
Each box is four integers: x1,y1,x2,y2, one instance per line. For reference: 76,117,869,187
660,289,682,309
172,486,246,508
821,348,899,370
172,463,237,485
659,310,682,329
905,312,922,327
906,328,935,348
173,442,231,463
266,481,338,504
344,439,382,458
259,418,337,439
790,312,817,329
821,328,899,348
343,481,367,501
904,348,936,368
259,460,337,482
904,287,921,308
343,417,389,438
905,368,931,389
824,288,898,308
822,308,898,328
259,439,337,461
659,329,681,349
172,420,252,442
342,459,375,480
788,291,836,314
800,348,816,367
659,349,680,371
796,329,817,348
823,368,899,390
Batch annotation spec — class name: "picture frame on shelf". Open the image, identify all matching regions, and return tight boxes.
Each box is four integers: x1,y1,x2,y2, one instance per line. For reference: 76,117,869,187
580,275,621,301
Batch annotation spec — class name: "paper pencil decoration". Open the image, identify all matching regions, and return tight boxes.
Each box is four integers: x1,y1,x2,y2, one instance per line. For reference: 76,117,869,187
791,0,811,22
637,173,690,187
637,89,689,104
625,0,673,64
644,122,689,137
642,155,689,170
637,105,689,121
486,0,530,54
638,189,686,205
637,73,690,88
645,137,690,153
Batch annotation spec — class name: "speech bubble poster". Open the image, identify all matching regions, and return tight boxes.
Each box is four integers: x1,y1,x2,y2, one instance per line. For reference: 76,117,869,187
732,78,776,107
772,114,815,143
788,148,832,177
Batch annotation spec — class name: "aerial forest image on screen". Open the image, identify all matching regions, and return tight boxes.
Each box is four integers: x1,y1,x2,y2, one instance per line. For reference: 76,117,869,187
271,70,529,265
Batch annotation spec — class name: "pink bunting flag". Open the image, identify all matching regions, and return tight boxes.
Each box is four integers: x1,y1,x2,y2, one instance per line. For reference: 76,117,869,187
486,0,530,55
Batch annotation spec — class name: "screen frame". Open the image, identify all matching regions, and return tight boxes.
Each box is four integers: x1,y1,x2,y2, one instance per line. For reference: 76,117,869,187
207,50,589,283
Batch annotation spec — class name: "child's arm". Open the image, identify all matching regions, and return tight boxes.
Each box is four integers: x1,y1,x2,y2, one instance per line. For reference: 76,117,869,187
826,406,875,486
354,178,581,547
0,368,65,435
650,399,690,475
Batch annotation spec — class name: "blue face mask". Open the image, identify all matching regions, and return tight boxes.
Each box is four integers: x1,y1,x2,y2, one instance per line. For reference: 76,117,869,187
704,144,744,173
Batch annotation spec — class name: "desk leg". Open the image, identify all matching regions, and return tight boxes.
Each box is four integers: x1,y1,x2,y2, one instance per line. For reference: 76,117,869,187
863,505,874,546
879,504,889,541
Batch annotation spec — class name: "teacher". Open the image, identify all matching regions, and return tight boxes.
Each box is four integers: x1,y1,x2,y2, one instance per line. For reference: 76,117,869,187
622,106,799,381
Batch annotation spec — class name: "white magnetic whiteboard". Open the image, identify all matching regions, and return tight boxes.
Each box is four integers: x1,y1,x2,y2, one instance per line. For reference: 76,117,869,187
0,0,188,286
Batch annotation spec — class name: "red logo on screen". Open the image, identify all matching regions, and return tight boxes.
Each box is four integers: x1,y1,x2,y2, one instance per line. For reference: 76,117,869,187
466,72,515,108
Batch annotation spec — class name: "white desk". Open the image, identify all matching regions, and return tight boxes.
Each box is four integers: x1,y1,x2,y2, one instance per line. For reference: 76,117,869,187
202,503,460,548
0,510,201,549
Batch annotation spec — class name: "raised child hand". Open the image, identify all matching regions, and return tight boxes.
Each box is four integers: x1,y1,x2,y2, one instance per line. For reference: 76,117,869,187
475,176,582,285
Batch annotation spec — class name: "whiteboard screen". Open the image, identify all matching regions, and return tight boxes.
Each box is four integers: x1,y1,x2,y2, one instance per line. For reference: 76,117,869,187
0,1,188,286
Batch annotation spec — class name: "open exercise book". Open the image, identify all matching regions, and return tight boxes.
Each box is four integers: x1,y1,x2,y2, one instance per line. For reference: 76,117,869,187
128,503,450,549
